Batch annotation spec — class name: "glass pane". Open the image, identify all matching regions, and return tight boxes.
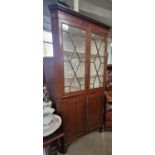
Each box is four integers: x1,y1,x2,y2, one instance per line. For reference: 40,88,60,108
81,85,85,90
91,33,105,57
99,64,104,75
71,54,80,72
90,55,96,63
78,77,84,85
100,56,104,63
62,24,86,93
65,87,70,93
90,84,93,89
62,24,69,31
76,63,85,77
64,51,72,61
64,62,74,78
91,40,97,55
64,78,72,87
96,40,102,51
70,77,80,92
95,56,100,71
90,63,97,77
76,37,86,53
90,76,95,84
99,75,104,83
63,32,74,52
99,42,105,56
94,76,100,88
90,33,105,89
79,54,85,62
94,34,104,40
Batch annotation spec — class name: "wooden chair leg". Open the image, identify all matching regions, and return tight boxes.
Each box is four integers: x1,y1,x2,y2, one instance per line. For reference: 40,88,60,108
58,137,67,154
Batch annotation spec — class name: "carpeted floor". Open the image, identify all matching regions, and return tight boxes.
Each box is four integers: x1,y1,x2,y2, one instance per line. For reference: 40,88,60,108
58,131,112,155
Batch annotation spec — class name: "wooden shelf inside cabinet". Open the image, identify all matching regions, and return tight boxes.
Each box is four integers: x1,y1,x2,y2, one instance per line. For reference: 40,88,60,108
65,75,104,79
64,50,85,55
63,30,86,38
64,76,84,79
90,54,105,58
64,50,105,58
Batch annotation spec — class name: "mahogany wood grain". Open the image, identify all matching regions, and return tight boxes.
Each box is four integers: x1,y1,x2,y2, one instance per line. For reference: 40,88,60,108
62,96,86,143
86,93,103,132
43,2,111,146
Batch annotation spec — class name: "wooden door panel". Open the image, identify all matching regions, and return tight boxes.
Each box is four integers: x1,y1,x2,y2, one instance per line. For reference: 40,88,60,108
62,96,86,142
87,94,103,132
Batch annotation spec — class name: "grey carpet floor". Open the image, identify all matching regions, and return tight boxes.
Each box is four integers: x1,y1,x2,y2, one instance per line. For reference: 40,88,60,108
58,131,112,155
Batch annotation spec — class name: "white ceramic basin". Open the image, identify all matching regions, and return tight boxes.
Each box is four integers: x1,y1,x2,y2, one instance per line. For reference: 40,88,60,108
43,114,62,137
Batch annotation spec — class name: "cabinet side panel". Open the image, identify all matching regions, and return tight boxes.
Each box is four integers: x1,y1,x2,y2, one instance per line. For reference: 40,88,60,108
51,14,64,98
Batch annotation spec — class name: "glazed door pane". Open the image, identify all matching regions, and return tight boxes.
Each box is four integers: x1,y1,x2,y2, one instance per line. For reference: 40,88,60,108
90,33,105,88
62,24,86,93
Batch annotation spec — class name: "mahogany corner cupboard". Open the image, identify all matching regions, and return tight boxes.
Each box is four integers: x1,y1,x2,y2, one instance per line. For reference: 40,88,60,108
43,2,110,150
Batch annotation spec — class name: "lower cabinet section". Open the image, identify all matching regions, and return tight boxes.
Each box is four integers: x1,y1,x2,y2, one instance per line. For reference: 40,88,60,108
60,93,104,145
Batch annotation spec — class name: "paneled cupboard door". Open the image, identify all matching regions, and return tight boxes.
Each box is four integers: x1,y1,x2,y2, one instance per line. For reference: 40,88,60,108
62,24,86,93
90,33,105,89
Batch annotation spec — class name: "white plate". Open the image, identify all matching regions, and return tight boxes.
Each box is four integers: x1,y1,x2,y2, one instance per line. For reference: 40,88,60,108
43,114,62,137
43,108,55,125
43,101,52,109
43,107,55,115
43,115,54,126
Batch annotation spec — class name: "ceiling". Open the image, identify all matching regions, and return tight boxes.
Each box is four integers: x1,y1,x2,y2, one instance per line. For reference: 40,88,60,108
43,0,112,38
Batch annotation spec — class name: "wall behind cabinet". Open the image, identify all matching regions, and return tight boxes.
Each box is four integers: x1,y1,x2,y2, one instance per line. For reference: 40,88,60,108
107,38,112,64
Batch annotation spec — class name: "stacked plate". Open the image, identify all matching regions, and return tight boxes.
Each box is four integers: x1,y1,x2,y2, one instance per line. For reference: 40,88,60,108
43,108,62,137
43,101,52,109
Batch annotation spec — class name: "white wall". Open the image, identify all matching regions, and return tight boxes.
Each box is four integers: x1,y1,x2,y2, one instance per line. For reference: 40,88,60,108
107,38,112,64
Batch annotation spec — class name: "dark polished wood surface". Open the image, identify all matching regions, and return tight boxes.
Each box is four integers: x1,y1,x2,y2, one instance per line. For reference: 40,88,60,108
43,2,110,147
86,93,103,132
62,96,86,143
